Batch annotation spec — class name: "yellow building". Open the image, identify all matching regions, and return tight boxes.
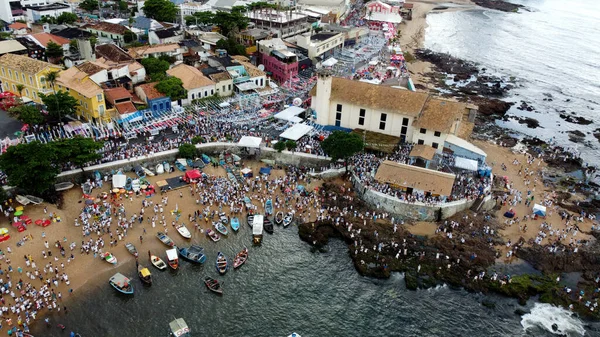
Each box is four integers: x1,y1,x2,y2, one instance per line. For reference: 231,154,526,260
0,53,62,104
56,66,108,122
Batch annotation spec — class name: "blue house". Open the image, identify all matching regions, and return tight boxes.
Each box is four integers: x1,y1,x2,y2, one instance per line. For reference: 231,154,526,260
135,82,171,117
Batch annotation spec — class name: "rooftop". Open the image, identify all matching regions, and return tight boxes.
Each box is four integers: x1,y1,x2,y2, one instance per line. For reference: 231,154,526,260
115,101,137,114
231,55,265,78
246,10,308,24
104,87,132,104
166,64,215,90
409,144,436,161
137,82,164,100
85,22,128,35
208,71,231,82
154,28,178,39
9,22,28,30
52,27,93,39
0,40,27,55
414,98,466,133
127,43,180,58
95,44,134,64
29,33,70,47
24,3,70,11
57,67,103,98
375,160,456,196
311,32,339,41
0,53,56,74
76,61,108,76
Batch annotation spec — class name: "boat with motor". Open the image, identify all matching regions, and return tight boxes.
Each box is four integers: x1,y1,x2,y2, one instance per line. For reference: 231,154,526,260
102,252,117,265
157,232,175,247
175,161,186,172
264,217,274,234
137,264,152,285
283,212,294,228
247,215,254,228
233,247,248,269
275,212,283,225
206,228,220,242
214,222,228,236
166,248,179,270
216,252,229,275
178,245,206,264
252,215,264,245
109,273,133,295
169,318,191,337
125,242,138,257
148,251,167,270
204,276,223,295
175,224,191,239
230,217,240,232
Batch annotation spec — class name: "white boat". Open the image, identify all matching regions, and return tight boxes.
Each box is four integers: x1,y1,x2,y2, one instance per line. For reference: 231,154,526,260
131,179,141,193
24,195,43,205
169,318,190,337
15,195,31,206
176,224,191,239
142,166,155,177
252,214,264,245
155,163,164,174
288,334,301,337
163,162,171,173
55,182,74,191
176,158,188,167
149,252,167,270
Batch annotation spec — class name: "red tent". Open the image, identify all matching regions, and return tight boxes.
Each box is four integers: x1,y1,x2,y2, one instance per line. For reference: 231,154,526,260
184,169,202,182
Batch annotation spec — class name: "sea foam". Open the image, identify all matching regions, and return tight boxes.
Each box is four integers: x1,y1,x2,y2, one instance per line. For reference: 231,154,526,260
521,303,586,336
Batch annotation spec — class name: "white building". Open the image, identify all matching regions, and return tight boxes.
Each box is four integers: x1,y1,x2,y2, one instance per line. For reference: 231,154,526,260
297,0,348,19
166,63,216,105
24,3,72,23
245,10,310,38
310,72,477,152
293,31,343,62
0,0,66,23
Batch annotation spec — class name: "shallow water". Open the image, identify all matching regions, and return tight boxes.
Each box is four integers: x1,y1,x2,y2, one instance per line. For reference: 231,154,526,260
32,225,598,336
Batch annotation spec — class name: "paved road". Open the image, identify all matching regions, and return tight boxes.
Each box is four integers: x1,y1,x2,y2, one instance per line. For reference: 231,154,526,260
0,109,23,139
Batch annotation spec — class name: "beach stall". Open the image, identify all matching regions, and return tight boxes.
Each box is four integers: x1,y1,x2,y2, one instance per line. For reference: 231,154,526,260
183,169,202,183
238,136,262,155
274,106,305,124
533,204,547,218
279,123,314,141
454,157,479,171
241,168,253,178
112,173,127,189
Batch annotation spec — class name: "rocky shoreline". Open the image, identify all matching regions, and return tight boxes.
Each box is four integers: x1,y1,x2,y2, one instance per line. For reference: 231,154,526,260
473,0,524,12
298,182,600,320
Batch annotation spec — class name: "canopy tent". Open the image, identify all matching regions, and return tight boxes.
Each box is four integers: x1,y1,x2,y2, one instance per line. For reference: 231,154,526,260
533,204,547,216
259,167,271,175
274,106,304,124
238,136,262,148
112,174,126,189
279,123,314,141
241,168,253,177
322,57,338,67
185,169,202,181
454,157,478,171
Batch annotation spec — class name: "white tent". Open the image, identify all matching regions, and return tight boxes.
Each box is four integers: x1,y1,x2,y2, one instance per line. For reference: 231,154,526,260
445,135,487,159
252,214,264,235
280,123,314,141
454,157,478,171
112,174,126,188
238,136,262,148
322,57,338,67
533,204,547,216
274,106,304,123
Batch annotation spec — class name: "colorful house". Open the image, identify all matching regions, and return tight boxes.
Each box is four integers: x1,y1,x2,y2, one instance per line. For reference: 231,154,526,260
56,65,107,122
0,53,61,104
134,82,171,116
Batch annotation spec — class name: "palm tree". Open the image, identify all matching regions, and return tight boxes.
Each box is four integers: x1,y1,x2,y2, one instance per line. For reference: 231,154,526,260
45,71,62,123
15,84,24,103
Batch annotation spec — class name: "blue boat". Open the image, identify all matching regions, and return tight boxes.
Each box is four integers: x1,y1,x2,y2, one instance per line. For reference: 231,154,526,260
265,199,273,215
94,170,101,181
124,177,132,191
214,222,228,236
201,154,211,164
109,273,134,295
230,217,240,232
175,161,186,172
216,252,228,275
186,159,194,167
178,245,207,264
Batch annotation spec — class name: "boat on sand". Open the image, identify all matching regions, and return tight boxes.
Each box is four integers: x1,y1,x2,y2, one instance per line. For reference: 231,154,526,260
214,222,228,236
102,252,117,265
176,224,191,239
283,212,294,228
206,228,220,242
275,212,283,225
157,232,175,247
125,242,138,257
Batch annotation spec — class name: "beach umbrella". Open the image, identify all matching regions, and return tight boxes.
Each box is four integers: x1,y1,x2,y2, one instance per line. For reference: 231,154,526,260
0,228,8,235
112,188,119,193
119,189,126,194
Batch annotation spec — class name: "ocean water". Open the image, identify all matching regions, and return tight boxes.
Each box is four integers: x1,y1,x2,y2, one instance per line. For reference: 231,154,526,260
32,225,597,337
424,0,600,166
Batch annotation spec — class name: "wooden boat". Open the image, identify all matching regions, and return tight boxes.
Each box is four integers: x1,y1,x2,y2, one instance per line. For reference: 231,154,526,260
219,212,228,224
138,264,152,285
230,217,240,232
175,161,186,172
264,217,274,234
166,248,179,270
156,232,175,247
125,242,138,257
178,245,206,264
233,247,248,269
176,224,191,239
15,195,31,206
102,252,117,265
109,273,133,295
163,161,171,173
265,199,273,215
155,163,164,174
216,252,229,275
201,154,211,164
246,215,254,228
206,228,220,242
177,158,188,167
252,215,263,245
243,196,252,209
169,318,191,337
148,251,167,270
133,165,145,178
55,182,74,191
142,166,155,177
275,212,284,225
186,158,194,167
283,212,294,228
25,195,43,205
214,222,228,236
204,276,223,295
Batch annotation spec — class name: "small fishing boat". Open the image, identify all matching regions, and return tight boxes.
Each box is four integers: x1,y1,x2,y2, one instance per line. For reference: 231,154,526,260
125,242,138,257
109,273,133,295
54,182,74,191
133,165,145,179
264,217,274,234
82,182,93,195
24,195,43,205
102,252,117,265
163,161,171,173
156,163,164,174
219,212,228,224
204,276,223,295
142,166,155,177
124,177,132,191
216,252,229,275
247,215,254,228
149,251,167,270
186,158,194,167
201,154,211,164
275,211,284,225
178,245,206,264
175,224,191,239
243,196,252,209
214,222,228,236
169,318,191,337
138,264,152,285
94,170,102,181
230,217,240,232
156,232,175,247
283,212,294,228
288,333,301,337
175,161,186,172
265,199,273,215
233,247,248,269
252,215,264,245
177,158,188,167
206,228,220,242
166,248,179,270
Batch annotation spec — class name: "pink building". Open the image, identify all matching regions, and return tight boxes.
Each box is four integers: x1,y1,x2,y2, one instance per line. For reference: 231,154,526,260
257,38,299,84
365,1,403,23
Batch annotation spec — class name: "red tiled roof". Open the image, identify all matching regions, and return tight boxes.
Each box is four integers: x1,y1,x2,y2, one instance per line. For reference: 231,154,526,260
30,33,70,47
85,22,128,35
137,82,164,100
9,22,28,30
104,87,132,104
115,101,137,114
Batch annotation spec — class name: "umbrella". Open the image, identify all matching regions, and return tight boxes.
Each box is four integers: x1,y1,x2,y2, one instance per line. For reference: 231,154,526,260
112,188,119,193
141,185,148,190
0,228,8,235
119,189,126,194
34,219,43,225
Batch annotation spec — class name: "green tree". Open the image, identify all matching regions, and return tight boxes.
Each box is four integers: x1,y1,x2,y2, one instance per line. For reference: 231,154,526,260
123,30,137,43
141,56,170,78
15,84,24,102
142,0,177,22
0,141,59,196
39,91,79,121
216,38,246,56
9,105,45,125
285,140,297,151
213,11,248,36
185,11,214,26
118,0,128,11
274,141,286,152
80,0,99,12
57,12,78,24
50,137,104,170
45,41,64,61
321,131,364,171
178,143,197,159
155,77,186,100
40,16,57,24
